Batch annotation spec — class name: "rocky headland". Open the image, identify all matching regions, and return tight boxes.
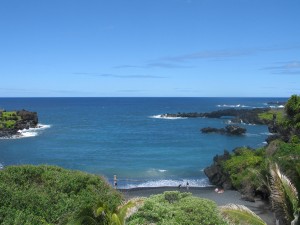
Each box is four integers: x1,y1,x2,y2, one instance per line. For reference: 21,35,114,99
162,108,269,124
0,109,38,138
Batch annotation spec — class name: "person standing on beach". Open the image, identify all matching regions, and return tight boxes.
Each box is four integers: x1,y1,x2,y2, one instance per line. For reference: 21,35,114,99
186,182,189,190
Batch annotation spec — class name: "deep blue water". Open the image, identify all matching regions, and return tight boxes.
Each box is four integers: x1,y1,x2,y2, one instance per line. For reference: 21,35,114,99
0,97,287,188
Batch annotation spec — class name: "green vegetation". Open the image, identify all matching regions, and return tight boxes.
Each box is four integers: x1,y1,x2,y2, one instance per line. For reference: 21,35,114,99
0,165,122,225
127,191,228,225
0,111,21,129
219,95,300,224
68,199,140,225
285,95,300,130
223,147,265,189
224,95,300,192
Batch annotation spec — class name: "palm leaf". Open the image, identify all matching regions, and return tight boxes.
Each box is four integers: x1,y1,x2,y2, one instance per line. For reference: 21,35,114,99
270,163,299,223
220,204,266,225
111,213,121,225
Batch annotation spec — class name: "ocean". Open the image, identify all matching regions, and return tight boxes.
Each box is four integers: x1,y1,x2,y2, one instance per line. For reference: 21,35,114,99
0,97,287,188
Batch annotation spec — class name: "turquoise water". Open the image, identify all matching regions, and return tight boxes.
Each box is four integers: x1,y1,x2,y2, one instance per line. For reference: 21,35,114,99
0,97,286,188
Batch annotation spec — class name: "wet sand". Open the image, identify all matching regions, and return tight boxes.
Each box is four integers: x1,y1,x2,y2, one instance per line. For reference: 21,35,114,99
119,186,275,225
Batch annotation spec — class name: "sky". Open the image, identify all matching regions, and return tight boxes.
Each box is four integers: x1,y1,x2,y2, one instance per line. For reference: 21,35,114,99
0,0,299,97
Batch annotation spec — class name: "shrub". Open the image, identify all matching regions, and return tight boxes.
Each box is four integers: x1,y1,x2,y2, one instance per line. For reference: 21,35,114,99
127,191,228,225
0,165,122,225
222,148,265,190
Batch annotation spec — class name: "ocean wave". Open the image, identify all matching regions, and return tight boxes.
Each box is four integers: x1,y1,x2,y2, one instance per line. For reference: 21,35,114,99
146,168,168,175
225,120,256,126
269,105,285,109
217,104,250,108
123,178,211,189
260,132,274,136
149,114,187,120
1,124,51,139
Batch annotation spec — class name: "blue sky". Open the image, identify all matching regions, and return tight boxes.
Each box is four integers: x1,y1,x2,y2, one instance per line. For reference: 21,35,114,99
0,0,299,97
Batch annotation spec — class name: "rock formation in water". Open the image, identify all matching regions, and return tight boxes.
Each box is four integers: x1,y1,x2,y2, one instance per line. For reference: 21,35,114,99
201,125,246,135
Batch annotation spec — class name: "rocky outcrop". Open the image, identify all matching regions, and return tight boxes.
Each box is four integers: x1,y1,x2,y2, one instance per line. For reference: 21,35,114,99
201,125,246,135
15,110,38,130
204,150,233,190
0,110,38,138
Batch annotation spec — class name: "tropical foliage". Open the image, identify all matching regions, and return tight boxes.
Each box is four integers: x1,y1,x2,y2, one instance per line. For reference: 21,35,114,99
223,147,266,189
0,165,122,225
67,199,141,225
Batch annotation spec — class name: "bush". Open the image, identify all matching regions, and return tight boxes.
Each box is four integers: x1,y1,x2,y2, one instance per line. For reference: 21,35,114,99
0,165,122,225
222,148,265,190
127,191,227,225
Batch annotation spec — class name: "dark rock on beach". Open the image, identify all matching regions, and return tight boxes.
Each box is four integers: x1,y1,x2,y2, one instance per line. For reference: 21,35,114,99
201,125,246,135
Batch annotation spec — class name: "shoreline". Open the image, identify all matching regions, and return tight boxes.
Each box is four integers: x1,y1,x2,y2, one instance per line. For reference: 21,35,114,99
119,186,275,225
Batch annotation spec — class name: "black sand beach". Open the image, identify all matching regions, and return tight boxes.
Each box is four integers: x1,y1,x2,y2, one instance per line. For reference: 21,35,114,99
120,186,275,225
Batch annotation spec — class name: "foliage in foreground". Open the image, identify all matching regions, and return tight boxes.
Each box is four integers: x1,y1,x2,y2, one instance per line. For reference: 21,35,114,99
126,191,228,225
67,199,139,225
220,204,266,225
0,165,122,225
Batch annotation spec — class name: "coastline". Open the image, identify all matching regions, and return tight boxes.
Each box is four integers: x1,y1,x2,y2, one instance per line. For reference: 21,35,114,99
119,186,275,225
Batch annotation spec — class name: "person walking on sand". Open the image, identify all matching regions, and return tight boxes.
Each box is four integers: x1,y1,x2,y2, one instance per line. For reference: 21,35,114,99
186,182,189,190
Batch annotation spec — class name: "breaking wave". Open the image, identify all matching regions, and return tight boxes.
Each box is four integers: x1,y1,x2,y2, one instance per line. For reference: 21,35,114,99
122,178,211,189
149,114,187,120
1,124,51,139
217,104,250,108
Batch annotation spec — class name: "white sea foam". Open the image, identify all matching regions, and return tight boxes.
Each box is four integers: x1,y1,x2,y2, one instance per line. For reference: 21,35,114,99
260,132,274,136
1,124,51,139
146,168,168,176
149,114,187,120
269,105,285,109
217,104,250,108
123,178,211,189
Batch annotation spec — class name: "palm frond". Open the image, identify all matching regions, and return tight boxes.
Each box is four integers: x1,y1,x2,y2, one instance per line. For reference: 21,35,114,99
220,204,267,225
111,213,121,225
270,163,299,223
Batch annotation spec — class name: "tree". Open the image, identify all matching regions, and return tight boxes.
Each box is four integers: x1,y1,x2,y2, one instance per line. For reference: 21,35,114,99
285,95,300,121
